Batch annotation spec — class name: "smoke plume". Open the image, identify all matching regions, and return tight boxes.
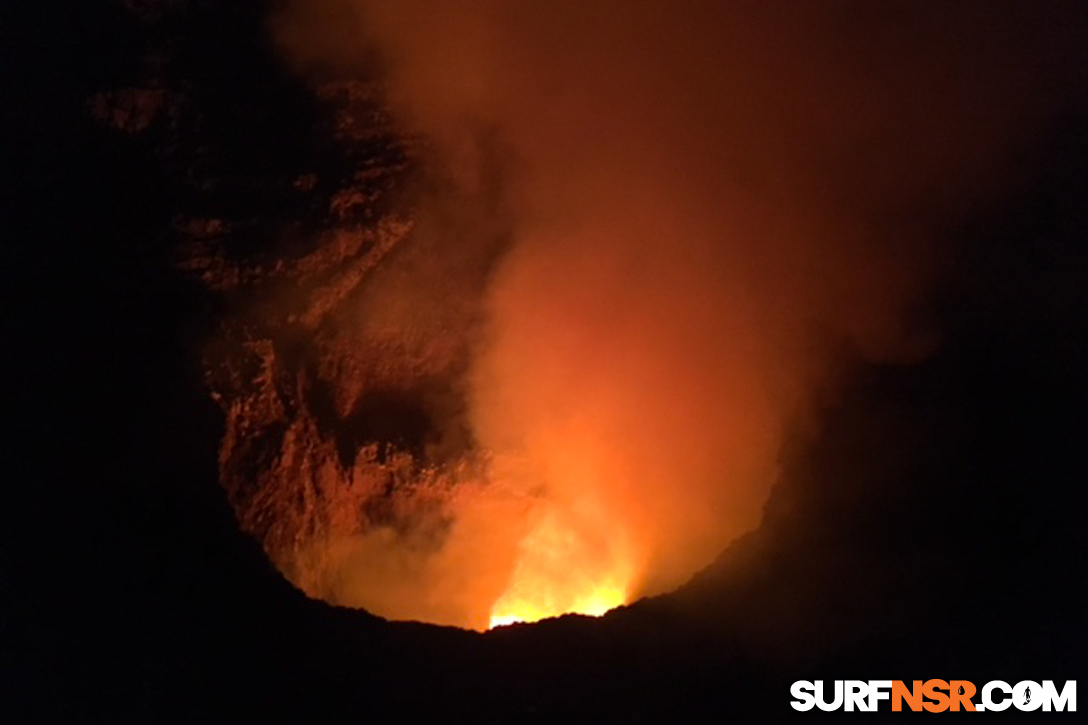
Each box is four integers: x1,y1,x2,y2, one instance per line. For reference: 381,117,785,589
267,0,1084,628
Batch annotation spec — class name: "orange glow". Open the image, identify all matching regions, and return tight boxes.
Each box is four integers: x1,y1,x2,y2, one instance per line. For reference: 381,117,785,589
212,0,1047,633
487,503,631,628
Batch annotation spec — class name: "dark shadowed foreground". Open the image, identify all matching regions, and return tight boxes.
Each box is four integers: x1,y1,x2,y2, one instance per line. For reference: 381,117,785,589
3,2,1086,722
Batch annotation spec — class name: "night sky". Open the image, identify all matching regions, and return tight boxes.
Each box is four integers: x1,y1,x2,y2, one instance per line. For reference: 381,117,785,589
3,1,1086,722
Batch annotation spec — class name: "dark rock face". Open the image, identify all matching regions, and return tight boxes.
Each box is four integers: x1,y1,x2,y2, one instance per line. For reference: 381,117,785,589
180,77,502,621
95,0,483,619
6,1,1086,722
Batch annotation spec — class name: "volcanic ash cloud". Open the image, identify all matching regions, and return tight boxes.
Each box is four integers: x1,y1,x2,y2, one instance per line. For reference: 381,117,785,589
270,0,1086,627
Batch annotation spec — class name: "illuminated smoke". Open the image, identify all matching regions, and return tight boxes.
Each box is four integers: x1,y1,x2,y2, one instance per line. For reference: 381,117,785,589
263,0,1081,628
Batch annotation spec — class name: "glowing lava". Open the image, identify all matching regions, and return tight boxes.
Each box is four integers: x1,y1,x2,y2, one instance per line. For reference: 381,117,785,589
487,502,632,629
488,585,625,629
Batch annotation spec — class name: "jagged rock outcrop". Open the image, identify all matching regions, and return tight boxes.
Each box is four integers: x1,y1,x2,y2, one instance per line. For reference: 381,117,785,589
91,0,493,610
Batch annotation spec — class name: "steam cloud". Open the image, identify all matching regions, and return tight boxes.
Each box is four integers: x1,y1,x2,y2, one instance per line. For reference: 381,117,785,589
270,1,1082,627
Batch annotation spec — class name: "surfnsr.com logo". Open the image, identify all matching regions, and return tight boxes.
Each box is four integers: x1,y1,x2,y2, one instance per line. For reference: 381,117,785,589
790,680,1076,712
